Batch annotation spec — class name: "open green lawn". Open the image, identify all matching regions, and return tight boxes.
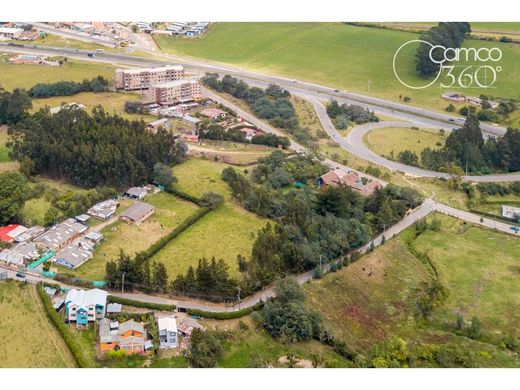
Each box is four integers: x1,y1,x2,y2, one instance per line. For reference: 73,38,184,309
154,23,520,114
0,281,76,367
304,215,520,366
12,33,116,52
0,126,11,162
0,56,115,90
74,193,199,281
363,127,447,159
31,91,158,122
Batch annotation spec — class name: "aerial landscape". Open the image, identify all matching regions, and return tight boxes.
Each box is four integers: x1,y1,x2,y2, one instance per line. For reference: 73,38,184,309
0,19,519,372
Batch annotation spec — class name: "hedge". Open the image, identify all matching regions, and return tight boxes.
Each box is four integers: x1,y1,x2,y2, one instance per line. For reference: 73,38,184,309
166,186,205,206
107,295,176,311
134,207,211,262
187,302,263,320
36,283,92,368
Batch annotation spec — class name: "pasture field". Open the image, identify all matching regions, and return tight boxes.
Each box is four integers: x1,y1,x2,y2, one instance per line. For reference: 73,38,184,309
154,23,520,114
304,215,520,366
0,56,115,90
150,202,265,278
363,127,447,158
31,91,158,121
73,193,199,281
152,158,266,278
12,33,114,52
0,281,76,367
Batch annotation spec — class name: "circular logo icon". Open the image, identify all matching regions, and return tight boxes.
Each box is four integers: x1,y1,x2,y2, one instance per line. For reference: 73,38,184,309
393,39,443,90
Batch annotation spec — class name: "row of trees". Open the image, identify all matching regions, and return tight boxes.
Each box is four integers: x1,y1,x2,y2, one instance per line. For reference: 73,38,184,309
8,106,188,187
326,99,379,129
0,171,29,225
396,115,520,174
28,76,110,98
197,123,290,149
202,74,313,144
0,86,32,125
415,22,471,77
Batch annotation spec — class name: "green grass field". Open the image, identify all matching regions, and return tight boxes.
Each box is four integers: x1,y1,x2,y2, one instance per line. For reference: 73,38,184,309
154,23,520,115
0,56,115,90
31,91,157,122
0,281,76,367
12,33,112,52
303,215,520,366
74,193,199,281
151,158,266,278
363,127,447,158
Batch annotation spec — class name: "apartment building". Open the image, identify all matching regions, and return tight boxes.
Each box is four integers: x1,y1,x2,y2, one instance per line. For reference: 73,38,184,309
115,65,185,91
145,79,202,104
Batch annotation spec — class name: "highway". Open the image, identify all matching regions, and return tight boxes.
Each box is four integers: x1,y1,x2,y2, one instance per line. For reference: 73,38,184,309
312,99,520,182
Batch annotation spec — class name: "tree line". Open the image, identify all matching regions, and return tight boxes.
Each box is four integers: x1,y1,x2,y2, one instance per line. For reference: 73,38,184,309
197,123,290,149
399,115,520,174
202,74,313,144
416,23,471,77
28,76,110,98
8,106,188,187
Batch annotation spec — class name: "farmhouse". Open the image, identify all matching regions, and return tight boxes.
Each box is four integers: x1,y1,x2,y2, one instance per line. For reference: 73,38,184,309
317,168,383,197
125,187,148,200
158,316,178,349
34,218,87,251
65,288,108,325
146,118,170,132
200,107,226,121
119,202,155,224
87,199,119,220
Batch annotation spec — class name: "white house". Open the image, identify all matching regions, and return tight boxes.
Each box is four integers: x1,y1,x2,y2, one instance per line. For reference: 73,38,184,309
158,316,178,349
65,288,108,326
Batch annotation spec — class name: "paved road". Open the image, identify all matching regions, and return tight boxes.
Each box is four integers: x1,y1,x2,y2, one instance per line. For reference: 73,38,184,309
312,99,520,183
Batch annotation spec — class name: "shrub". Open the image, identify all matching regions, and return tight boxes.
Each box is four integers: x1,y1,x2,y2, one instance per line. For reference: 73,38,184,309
107,295,176,311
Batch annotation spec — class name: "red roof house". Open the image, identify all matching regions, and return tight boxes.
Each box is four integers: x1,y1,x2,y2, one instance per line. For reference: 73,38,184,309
0,224,27,243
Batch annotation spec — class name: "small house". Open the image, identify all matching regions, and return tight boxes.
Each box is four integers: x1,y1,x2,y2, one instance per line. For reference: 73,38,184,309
200,108,226,121
124,187,148,200
65,288,108,326
158,316,178,349
119,202,155,225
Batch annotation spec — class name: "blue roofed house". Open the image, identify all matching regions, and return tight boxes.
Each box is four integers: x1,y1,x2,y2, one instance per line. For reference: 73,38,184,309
65,288,108,326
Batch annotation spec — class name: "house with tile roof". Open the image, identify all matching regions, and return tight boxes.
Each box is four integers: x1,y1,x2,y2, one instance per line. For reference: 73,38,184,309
316,168,383,197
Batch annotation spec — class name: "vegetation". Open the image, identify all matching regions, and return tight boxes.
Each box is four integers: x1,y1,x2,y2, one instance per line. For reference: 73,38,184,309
326,99,379,129
188,329,224,368
304,215,520,367
259,278,322,342
0,281,75,368
415,23,471,77
28,76,110,98
0,171,29,224
0,86,32,124
9,107,188,187
202,74,303,145
107,295,176,311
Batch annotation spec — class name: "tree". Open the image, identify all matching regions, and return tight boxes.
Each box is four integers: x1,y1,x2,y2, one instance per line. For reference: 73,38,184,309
445,104,456,112
261,278,322,342
370,336,410,368
468,316,482,340
0,172,29,224
188,329,223,368
153,163,175,187
201,192,224,210
0,87,32,124
152,261,168,293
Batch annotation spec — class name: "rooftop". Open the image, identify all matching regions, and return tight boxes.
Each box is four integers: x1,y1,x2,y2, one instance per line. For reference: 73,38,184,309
119,202,155,222
117,65,184,74
151,79,199,88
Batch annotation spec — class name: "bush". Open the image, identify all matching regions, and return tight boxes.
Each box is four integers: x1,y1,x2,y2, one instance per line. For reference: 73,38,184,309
187,302,263,319
107,295,176,311
36,284,91,367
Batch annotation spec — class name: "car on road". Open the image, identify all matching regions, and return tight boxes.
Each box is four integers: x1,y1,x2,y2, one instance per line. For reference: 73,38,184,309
449,119,455,122
510,226,519,233
334,89,339,92
15,272,25,279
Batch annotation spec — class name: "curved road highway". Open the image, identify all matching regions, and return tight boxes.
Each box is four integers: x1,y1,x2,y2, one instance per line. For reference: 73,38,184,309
312,100,520,183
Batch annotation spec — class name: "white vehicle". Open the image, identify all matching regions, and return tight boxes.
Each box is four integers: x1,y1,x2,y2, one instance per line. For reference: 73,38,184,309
95,48,105,54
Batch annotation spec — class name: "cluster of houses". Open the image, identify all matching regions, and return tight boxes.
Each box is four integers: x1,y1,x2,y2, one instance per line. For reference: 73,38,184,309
0,23,41,41
46,22,131,47
316,168,383,197
7,54,61,67
49,286,204,356
137,22,209,37
0,186,157,272
441,91,500,109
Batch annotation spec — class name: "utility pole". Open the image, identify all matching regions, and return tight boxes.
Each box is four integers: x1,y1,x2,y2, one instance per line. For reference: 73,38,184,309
121,272,126,294
319,255,322,271
237,286,241,310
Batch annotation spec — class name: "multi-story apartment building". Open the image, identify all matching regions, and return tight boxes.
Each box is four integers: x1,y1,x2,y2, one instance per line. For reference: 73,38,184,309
145,79,202,105
115,65,185,91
